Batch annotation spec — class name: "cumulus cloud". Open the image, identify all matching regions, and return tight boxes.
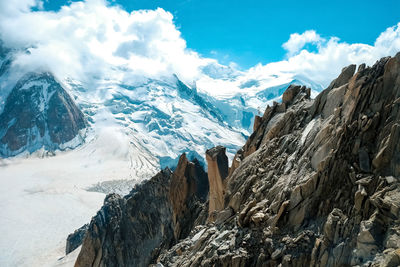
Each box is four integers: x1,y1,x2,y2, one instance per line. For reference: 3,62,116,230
262,23,400,85
282,30,324,56
0,0,399,95
0,0,212,85
0,0,43,16
196,23,400,100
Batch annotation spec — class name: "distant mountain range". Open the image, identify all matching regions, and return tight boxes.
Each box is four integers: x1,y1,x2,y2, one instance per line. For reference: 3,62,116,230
0,42,323,175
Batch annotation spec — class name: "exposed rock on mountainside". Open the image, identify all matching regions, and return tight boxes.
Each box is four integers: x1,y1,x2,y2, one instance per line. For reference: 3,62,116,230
0,72,86,156
75,53,400,267
74,155,208,267
66,224,88,255
169,154,209,240
206,145,229,220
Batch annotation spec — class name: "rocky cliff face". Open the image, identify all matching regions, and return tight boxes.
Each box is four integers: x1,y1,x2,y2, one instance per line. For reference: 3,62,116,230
74,154,208,267
0,72,86,156
75,53,400,267
206,146,229,221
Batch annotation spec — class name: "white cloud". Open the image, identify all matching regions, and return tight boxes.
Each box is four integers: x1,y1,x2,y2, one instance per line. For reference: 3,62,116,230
246,23,400,87
0,0,212,85
196,23,400,100
282,30,324,57
375,23,400,55
0,0,399,95
0,0,43,16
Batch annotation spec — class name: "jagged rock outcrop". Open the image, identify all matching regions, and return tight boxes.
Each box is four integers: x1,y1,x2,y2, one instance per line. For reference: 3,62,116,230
75,154,209,267
169,154,209,240
0,72,86,156
75,53,400,267
66,224,88,254
206,146,229,220
75,171,173,267
156,53,400,266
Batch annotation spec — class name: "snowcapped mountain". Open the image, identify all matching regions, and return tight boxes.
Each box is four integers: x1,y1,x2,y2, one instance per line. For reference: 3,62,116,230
0,44,324,267
0,47,323,168
0,72,86,157
196,72,323,132
65,73,247,169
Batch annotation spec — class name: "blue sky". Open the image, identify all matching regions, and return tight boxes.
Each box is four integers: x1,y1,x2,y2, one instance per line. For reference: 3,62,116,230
43,0,400,69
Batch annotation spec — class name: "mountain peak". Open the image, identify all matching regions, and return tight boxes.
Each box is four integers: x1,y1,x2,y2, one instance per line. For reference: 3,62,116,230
0,72,86,156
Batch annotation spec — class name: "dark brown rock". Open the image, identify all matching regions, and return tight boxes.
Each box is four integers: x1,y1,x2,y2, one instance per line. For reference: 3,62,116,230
282,84,301,104
253,115,262,132
66,224,88,254
169,153,208,240
0,72,86,156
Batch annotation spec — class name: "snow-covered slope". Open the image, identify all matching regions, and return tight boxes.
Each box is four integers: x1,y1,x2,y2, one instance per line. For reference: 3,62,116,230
0,46,324,167
0,46,324,267
0,132,139,266
65,74,247,168
193,62,323,132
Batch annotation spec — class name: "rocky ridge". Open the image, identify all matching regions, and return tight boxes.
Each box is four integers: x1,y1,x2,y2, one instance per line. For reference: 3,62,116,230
74,53,400,267
74,154,209,267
